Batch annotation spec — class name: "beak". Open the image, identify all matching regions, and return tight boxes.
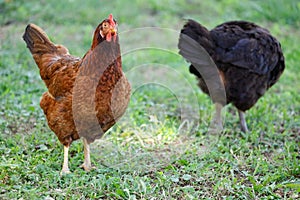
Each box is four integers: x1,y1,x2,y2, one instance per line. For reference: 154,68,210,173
110,28,117,35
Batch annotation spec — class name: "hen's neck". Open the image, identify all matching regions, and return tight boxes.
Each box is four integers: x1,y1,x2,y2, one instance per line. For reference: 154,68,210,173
80,37,122,79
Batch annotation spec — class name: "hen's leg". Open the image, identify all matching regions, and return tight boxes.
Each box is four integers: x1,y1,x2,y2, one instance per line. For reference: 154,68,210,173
61,145,70,175
80,137,92,171
238,110,248,132
209,102,223,134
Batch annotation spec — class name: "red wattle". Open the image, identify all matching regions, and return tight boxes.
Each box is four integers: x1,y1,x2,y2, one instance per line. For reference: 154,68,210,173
106,32,112,42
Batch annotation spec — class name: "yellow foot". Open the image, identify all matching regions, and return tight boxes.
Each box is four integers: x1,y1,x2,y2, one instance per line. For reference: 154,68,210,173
208,120,223,135
80,163,96,172
60,168,71,176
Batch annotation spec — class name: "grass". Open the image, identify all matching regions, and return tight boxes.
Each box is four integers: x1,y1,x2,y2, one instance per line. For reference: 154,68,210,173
1,0,299,199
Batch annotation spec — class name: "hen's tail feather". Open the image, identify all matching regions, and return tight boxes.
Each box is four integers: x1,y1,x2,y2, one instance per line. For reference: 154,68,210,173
23,24,56,55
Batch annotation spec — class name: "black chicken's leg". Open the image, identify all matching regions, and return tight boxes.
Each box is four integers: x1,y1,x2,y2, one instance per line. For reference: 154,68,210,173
208,103,223,134
238,110,248,132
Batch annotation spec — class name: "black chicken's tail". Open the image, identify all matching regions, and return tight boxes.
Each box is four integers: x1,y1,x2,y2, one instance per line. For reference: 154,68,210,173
178,19,217,77
179,19,214,56
178,20,217,78
23,24,56,55
178,19,226,105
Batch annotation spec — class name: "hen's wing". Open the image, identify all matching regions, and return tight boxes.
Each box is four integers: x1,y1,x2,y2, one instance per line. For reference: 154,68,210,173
23,24,81,98
73,40,124,143
211,21,285,86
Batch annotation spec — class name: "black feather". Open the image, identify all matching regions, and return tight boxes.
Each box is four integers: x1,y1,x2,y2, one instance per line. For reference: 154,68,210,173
178,19,285,111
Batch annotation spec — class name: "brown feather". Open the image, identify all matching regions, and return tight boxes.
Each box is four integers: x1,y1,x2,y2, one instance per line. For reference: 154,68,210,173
23,20,131,147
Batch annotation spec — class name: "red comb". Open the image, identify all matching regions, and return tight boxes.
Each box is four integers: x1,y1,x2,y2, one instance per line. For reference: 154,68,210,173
109,14,115,26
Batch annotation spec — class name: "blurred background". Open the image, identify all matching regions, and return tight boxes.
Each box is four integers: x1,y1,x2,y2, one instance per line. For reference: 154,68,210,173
0,0,299,199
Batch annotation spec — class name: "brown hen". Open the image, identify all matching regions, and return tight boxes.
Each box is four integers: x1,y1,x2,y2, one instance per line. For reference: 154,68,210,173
23,14,131,174
178,20,285,132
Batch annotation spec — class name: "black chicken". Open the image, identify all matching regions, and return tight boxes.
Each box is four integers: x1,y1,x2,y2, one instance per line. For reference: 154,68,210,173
178,20,285,132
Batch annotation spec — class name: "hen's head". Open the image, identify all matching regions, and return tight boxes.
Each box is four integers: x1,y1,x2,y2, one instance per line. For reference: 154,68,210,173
92,14,118,48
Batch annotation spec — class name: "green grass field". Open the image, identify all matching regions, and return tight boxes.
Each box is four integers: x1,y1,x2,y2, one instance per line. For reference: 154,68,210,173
1,0,299,199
